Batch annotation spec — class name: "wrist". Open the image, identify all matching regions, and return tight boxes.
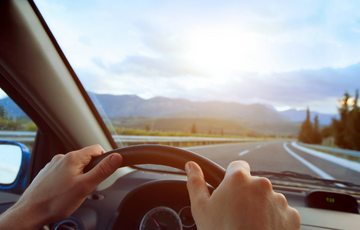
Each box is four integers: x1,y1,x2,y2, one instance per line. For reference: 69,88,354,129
0,199,50,230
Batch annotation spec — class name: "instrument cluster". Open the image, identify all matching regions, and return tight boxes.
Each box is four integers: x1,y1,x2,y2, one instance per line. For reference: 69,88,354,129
111,180,213,230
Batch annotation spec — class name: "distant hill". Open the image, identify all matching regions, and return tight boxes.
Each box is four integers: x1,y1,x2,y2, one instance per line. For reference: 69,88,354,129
88,93,291,122
0,93,338,129
278,109,339,125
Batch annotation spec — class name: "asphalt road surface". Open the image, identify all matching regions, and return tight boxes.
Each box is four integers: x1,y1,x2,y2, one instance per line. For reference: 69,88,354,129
185,141,360,185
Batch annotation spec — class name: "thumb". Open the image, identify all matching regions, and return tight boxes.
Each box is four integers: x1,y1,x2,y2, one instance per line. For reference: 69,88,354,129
185,161,210,207
84,153,123,188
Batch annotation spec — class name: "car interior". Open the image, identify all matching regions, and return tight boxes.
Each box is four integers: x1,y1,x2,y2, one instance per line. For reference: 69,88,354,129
1,1,360,229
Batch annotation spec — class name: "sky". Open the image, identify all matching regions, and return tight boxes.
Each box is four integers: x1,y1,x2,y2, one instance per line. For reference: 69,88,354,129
32,0,360,114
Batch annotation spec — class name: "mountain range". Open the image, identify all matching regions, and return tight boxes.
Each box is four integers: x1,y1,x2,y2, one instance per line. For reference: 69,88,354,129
278,109,339,125
88,93,291,122
87,93,338,125
0,93,338,125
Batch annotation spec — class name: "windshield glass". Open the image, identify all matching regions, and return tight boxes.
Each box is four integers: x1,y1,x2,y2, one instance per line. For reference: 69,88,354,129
34,0,360,186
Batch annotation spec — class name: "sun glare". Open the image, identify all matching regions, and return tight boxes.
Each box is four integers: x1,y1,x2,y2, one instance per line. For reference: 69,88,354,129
185,29,263,75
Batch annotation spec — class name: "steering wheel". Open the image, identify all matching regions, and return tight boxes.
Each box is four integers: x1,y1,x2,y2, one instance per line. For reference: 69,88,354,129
83,145,226,188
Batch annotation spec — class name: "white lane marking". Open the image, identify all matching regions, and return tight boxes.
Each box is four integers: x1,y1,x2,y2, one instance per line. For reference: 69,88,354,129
183,142,261,150
238,150,250,156
292,142,360,173
183,142,249,150
283,143,346,188
256,145,261,148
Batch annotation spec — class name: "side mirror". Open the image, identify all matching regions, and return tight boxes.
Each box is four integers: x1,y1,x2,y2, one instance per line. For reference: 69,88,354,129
0,141,30,194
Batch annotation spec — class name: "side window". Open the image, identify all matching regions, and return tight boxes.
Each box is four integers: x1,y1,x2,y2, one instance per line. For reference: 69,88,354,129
0,88,37,152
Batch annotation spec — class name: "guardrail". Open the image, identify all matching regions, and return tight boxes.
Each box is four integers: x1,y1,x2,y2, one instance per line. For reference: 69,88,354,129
298,142,360,162
0,130,256,148
0,131,37,142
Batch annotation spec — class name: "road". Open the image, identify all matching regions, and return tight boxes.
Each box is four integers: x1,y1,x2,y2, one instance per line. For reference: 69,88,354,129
184,141,360,185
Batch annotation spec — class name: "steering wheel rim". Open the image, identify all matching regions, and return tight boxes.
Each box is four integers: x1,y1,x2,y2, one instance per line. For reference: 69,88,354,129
83,145,226,188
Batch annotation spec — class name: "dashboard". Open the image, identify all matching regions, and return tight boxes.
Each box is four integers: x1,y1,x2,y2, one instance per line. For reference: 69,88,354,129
1,169,360,229
54,169,360,230
2,169,360,230
66,171,200,230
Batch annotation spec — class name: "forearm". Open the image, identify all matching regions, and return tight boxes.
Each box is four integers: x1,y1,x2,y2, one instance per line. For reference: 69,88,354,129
0,201,48,230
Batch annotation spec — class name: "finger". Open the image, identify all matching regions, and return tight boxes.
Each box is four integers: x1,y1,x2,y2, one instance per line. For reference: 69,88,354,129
185,161,210,207
44,154,64,170
65,145,105,167
82,153,123,188
286,207,301,229
274,192,288,208
77,144,105,158
51,154,64,162
225,160,250,177
48,154,64,167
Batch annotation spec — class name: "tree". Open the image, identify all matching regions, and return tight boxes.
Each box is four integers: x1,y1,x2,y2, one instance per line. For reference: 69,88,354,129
298,108,313,143
312,115,322,144
331,90,360,150
333,93,351,149
346,90,360,150
350,90,360,150
344,90,360,150
191,123,197,134
320,124,334,138
0,105,7,119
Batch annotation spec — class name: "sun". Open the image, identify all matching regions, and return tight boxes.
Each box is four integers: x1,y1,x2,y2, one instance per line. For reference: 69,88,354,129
185,28,262,75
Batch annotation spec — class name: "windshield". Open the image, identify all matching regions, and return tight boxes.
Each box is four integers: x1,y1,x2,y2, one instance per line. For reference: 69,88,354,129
34,0,360,186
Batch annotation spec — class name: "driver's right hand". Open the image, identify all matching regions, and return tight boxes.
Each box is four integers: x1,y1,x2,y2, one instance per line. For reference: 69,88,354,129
185,160,301,230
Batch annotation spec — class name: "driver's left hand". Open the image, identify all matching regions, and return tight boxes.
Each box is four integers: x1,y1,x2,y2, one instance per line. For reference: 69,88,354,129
0,144,122,230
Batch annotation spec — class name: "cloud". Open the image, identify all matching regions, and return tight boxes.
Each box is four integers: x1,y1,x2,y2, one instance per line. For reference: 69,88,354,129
78,36,92,46
134,23,190,55
184,63,360,113
90,23,206,78
254,64,360,103
96,55,204,78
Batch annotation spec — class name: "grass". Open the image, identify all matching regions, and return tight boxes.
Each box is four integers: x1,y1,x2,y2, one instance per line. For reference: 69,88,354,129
0,118,37,131
110,126,243,138
108,117,298,138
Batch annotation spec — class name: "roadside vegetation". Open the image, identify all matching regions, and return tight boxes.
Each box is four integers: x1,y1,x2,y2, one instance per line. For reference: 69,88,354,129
298,108,322,144
298,90,360,151
110,125,294,139
112,126,246,138
0,105,37,131
109,117,298,138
